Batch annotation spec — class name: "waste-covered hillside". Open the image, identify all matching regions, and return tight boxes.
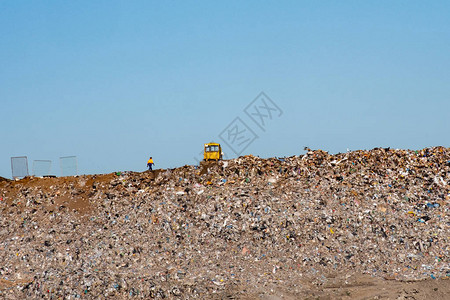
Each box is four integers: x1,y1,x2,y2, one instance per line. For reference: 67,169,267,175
0,147,449,299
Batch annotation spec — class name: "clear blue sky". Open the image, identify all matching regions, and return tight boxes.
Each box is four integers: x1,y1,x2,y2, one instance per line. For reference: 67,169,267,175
1,1,449,178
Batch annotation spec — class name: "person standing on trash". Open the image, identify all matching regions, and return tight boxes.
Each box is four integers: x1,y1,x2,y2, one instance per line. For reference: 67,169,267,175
147,157,155,171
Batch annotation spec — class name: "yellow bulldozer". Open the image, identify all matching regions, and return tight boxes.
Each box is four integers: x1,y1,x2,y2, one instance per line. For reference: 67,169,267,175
203,142,223,161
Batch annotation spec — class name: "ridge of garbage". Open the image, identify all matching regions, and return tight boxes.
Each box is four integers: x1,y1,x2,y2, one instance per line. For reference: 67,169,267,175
0,147,449,298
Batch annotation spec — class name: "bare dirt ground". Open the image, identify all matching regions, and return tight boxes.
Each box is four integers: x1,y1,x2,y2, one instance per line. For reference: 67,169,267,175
234,275,450,300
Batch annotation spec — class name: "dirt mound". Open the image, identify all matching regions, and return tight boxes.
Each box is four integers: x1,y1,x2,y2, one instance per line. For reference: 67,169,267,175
0,147,449,298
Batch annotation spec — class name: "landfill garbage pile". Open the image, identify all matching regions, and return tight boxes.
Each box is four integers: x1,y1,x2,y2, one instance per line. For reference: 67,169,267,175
0,147,449,299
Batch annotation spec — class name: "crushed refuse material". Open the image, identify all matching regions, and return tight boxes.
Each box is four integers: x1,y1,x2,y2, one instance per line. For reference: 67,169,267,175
0,147,449,298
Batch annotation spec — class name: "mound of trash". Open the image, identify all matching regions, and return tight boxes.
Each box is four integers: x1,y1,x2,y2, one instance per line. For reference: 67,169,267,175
0,147,448,298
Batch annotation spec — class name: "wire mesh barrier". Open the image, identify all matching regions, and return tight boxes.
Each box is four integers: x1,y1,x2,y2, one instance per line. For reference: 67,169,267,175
33,160,52,177
11,156,29,179
60,156,77,177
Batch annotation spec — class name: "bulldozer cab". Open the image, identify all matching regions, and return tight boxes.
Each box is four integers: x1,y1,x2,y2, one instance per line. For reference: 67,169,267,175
204,143,222,161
